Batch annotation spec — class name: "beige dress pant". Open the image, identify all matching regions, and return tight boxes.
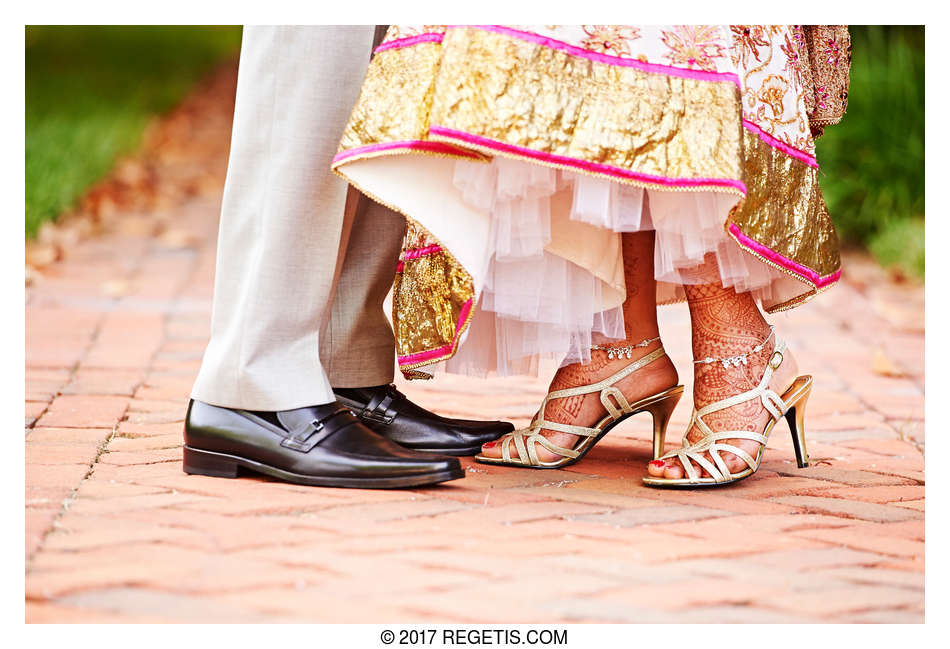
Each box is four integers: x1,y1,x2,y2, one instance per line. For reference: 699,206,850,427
191,25,405,411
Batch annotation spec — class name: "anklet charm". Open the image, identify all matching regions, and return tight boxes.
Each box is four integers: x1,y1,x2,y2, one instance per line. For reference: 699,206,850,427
694,327,775,369
592,335,661,360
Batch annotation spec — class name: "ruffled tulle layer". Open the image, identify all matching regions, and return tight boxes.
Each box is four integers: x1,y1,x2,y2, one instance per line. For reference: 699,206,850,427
442,157,791,375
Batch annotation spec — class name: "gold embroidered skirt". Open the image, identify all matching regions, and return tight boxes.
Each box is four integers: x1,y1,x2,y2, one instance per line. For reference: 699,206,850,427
332,25,846,378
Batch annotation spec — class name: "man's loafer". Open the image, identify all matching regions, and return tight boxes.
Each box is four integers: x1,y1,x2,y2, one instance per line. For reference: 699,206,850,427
183,399,464,489
333,384,514,456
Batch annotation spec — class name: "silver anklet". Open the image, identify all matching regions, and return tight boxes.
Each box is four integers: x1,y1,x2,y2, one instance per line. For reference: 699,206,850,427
591,335,661,359
694,326,774,369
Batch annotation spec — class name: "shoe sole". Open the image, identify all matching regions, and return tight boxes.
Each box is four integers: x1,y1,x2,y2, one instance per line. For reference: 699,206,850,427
182,445,465,489
406,444,483,456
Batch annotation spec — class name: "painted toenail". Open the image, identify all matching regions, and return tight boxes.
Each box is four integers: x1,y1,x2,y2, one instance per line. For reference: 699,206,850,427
649,460,665,468
483,441,497,448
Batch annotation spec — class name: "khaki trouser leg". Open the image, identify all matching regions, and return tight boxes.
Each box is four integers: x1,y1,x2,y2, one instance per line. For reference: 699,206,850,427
191,25,377,410
320,194,407,388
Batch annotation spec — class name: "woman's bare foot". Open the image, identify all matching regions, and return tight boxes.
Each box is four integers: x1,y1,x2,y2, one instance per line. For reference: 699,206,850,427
479,340,679,463
646,277,797,480
646,339,798,479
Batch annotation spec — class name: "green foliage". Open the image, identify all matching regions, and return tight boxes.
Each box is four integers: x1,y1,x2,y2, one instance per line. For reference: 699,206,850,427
868,217,925,279
25,25,242,238
816,25,925,278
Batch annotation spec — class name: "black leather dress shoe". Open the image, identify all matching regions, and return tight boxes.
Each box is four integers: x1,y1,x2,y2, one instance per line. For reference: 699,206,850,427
333,384,514,456
183,399,464,488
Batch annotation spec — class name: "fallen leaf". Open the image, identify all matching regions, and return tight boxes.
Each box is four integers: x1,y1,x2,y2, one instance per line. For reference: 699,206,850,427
25,242,60,268
114,158,147,185
25,265,41,286
871,348,907,378
117,215,160,237
100,279,132,298
157,228,201,249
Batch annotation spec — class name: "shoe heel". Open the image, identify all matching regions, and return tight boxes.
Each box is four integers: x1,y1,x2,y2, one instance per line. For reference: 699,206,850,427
647,388,683,460
784,382,811,469
183,446,241,478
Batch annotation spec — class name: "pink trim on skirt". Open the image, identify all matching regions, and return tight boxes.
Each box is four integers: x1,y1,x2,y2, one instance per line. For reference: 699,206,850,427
429,125,748,194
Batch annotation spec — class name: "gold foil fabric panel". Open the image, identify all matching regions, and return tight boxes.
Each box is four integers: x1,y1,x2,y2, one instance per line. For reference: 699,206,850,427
392,220,475,369
730,130,840,281
337,41,443,153
429,28,745,184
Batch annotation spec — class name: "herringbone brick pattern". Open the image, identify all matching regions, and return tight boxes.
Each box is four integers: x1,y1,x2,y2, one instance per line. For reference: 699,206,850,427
25,69,924,624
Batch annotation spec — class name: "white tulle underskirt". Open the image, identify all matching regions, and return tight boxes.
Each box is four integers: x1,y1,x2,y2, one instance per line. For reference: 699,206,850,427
439,157,790,376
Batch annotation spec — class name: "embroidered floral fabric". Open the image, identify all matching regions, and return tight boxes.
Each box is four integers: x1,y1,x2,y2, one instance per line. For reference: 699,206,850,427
802,25,852,138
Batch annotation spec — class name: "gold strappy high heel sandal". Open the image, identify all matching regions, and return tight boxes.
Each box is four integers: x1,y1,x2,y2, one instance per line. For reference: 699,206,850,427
475,341,683,469
643,336,812,488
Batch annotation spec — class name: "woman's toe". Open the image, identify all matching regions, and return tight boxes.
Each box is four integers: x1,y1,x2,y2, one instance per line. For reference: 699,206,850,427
647,459,667,477
663,461,685,480
480,439,502,458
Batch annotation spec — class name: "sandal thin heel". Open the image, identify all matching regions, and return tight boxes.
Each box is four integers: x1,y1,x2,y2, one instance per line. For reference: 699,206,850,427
647,390,682,460
183,446,241,478
784,384,812,469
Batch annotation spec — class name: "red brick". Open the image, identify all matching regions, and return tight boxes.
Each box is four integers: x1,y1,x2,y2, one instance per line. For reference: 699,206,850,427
820,484,924,504
97,448,181,467
594,578,782,613
792,525,924,558
840,608,923,623
804,390,866,416
133,384,192,402
26,368,72,401
633,489,801,515
106,434,181,452
838,438,923,458
26,601,162,623
36,395,129,429
126,397,187,412
26,427,112,445
25,401,49,426
772,465,916,487
761,584,923,618
40,516,207,552
123,410,186,425
26,343,88,369
26,506,60,560
26,463,91,492
772,496,923,523
25,445,100,467
82,313,165,369
115,420,183,438
815,565,923,590
62,368,144,396
807,412,887,432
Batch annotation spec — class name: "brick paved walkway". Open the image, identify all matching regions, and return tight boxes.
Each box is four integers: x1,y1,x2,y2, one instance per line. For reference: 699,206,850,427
25,75,924,626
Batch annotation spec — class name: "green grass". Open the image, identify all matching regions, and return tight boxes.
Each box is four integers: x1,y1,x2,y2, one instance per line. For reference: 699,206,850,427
25,26,242,238
816,25,925,278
